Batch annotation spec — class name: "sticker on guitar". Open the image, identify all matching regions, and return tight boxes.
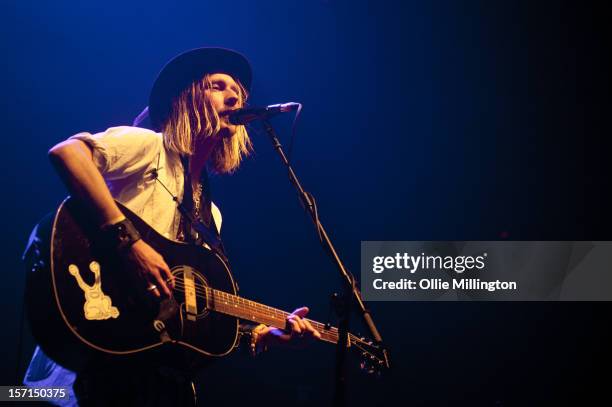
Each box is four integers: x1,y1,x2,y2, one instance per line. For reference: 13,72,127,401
68,261,120,320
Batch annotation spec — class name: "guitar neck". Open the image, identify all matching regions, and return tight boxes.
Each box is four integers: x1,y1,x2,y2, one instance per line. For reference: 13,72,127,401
204,287,351,346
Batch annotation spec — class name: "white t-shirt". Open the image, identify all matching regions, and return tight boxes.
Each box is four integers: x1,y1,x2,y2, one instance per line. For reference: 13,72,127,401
71,125,222,237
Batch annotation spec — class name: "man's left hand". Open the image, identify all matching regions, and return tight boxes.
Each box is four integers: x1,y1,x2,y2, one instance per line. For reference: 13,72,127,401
255,307,321,350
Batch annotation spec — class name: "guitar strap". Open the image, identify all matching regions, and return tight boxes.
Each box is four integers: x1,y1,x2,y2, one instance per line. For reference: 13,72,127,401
179,156,228,261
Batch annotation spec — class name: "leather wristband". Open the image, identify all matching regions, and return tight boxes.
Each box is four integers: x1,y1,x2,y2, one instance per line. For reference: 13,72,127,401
100,217,142,251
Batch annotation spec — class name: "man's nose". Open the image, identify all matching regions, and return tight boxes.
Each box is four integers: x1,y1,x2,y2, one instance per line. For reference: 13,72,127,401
225,95,239,107
225,89,239,107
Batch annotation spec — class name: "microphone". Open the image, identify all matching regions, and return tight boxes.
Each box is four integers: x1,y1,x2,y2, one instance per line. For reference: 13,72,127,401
227,102,300,125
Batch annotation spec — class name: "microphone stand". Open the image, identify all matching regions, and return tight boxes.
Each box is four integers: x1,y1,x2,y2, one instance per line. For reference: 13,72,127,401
260,120,390,406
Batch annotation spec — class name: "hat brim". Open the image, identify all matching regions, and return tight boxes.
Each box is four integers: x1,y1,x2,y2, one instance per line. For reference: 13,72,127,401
148,47,252,130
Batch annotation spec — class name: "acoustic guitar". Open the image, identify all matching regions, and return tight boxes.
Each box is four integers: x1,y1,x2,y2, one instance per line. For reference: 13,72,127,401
25,197,387,373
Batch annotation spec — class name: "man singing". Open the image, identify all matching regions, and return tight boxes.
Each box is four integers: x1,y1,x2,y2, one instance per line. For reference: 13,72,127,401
24,47,320,406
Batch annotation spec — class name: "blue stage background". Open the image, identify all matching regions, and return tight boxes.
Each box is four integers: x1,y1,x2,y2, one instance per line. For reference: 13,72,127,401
1,1,610,405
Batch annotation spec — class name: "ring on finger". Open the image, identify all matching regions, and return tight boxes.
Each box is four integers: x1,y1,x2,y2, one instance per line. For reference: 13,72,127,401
147,284,158,291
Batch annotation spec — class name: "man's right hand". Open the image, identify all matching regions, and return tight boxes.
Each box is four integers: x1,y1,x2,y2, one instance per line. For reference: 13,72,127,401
126,240,174,298
48,140,175,298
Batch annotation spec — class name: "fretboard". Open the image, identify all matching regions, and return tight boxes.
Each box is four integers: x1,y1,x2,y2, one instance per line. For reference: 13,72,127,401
204,286,354,346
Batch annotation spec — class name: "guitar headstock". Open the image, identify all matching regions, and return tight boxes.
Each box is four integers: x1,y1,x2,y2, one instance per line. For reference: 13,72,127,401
349,335,390,375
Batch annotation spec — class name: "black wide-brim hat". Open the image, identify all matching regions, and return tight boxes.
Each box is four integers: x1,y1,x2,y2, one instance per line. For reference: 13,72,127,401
148,47,252,130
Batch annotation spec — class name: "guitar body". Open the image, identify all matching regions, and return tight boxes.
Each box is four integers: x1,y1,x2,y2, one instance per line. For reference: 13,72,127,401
25,197,239,372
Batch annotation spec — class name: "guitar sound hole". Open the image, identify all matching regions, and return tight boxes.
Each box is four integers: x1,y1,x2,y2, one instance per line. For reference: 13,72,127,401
171,266,209,319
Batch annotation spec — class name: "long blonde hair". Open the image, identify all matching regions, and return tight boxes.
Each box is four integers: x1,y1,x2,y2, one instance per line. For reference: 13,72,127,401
162,74,252,174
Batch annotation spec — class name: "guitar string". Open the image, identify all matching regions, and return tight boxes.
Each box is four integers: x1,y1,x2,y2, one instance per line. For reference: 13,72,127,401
170,277,328,325
168,284,374,351
169,276,293,318
153,275,369,348
167,282,376,358
166,277,357,343
168,277,288,319
170,279,334,331
160,284,354,342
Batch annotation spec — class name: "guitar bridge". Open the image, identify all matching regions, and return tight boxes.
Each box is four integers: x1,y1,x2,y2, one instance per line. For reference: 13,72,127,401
183,268,198,321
